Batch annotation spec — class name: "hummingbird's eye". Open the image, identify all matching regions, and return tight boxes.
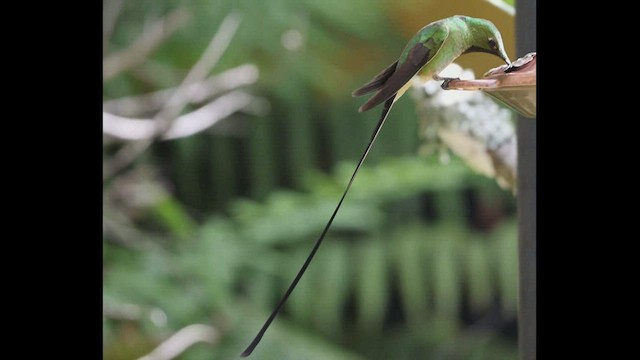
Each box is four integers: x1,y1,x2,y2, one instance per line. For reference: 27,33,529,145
488,38,498,50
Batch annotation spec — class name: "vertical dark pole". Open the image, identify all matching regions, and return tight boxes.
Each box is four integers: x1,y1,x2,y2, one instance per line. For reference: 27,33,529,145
516,1,536,360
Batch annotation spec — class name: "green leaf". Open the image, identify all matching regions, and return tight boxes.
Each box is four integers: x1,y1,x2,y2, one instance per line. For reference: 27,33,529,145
312,240,352,338
354,236,389,333
465,238,494,314
392,225,431,330
432,231,461,324
494,222,518,317
151,196,196,240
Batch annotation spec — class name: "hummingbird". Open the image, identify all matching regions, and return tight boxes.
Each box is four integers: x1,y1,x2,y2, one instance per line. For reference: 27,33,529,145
241,15,511,357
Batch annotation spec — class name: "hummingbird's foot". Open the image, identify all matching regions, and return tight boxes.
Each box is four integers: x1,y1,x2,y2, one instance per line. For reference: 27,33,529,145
433,74,459,81
503,64,516,73
433,74,460,89
438,77,460,90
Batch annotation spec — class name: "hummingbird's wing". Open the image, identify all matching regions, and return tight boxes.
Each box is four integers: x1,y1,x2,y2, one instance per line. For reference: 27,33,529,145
351,60,398,97
354,25,450,113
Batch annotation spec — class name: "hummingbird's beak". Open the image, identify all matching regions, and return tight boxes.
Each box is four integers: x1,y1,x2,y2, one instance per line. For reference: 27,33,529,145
500,51,512,71
502,52,511,66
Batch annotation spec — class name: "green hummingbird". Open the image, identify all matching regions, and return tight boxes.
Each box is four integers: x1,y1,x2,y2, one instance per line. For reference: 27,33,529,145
241,15,510,357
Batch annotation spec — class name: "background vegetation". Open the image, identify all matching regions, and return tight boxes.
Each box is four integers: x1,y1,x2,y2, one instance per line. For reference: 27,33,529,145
103,0,517,359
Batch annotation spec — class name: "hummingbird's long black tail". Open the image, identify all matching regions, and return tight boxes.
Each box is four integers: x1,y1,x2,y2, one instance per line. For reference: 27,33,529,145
240,95,397,357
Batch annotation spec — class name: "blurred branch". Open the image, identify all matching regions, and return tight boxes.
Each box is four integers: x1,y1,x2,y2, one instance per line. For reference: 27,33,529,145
103,0,125,53
103,91,258,140
103,214,141,248
103,11,243,181
485,0,515,16
103,215,167,250
137,324,218,360
104,64,259,117
104,302,169,327
103,211,175,251
153,11,243,132
103,302,144,321
103,9,191,81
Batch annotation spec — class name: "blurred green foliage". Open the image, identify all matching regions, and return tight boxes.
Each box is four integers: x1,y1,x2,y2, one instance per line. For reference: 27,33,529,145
103,1,517,359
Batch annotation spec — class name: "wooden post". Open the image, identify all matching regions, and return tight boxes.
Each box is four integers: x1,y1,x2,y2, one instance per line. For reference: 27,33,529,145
516,1,536,359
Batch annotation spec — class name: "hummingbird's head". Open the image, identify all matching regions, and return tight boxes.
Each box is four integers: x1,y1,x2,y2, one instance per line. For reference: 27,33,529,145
458,16,511,65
